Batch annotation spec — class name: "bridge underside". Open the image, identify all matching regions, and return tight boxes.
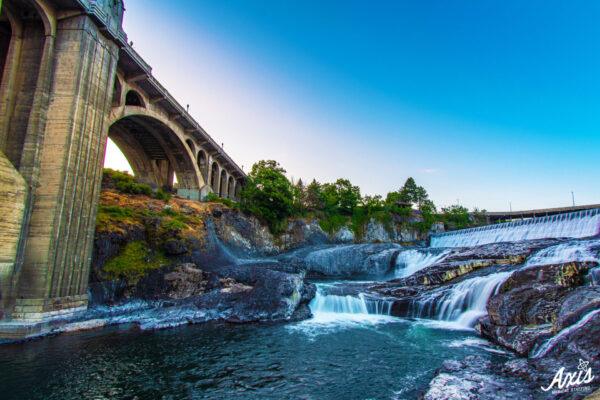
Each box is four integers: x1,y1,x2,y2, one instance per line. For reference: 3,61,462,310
109,115,197,191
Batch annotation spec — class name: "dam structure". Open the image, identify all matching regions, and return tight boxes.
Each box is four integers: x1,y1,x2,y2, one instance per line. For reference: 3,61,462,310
0,0,245,338
431,208,600,248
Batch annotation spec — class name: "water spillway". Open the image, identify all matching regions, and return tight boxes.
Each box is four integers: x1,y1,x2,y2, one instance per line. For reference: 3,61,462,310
431,208,600,248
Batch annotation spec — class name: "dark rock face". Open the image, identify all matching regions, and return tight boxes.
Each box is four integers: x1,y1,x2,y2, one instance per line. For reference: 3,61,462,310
193,263,314,323
91,225,144,283
133,263,208,301
479,261,597,355
556,287,600,331
284,243,403,278
475,258,600,398
91,260,316,325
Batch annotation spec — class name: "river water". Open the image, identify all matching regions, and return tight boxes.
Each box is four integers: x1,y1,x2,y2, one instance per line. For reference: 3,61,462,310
0,282,511,400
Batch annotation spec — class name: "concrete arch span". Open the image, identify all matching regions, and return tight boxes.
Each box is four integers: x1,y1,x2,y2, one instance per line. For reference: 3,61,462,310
108,111,205,198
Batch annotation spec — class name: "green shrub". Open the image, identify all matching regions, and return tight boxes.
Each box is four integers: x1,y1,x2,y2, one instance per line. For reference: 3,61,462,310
102,241,169,284
154,189,172,201
204,192,234,207
318,214,349,234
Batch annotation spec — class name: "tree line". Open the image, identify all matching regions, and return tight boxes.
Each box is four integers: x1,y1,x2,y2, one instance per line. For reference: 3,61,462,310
213,160,479,234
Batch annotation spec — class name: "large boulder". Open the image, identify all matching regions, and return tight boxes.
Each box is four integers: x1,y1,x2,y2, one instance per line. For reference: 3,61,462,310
302,243,402,278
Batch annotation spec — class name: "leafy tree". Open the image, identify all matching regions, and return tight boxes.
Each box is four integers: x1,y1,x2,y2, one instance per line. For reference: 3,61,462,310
240,160,294,233
414,186,429,207
362,195,384,214
441,205,470,230
293,178,305,215
304,179,323,213
399,177,418,203
334,178,361,215
385,190,401,205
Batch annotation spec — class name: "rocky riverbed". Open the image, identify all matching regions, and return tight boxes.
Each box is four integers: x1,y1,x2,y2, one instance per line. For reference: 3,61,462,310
12,189,599,399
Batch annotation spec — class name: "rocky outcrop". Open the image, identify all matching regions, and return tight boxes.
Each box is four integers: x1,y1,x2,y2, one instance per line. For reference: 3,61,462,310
275,243,404,278
420,356,539,400
474,258,600,398
478,261,598,356
90,260,316,325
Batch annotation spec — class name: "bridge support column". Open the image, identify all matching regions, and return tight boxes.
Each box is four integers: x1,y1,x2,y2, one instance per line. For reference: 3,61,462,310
0,14,119,339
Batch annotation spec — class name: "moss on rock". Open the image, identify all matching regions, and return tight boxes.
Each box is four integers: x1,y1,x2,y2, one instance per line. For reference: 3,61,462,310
101,241,169,284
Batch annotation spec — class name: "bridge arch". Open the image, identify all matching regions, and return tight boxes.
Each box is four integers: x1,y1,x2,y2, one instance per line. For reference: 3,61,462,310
235,181,242,199
125,89,145,107
108,112,202,192
185,139,194,153
111,77,122,107
0,0,48,169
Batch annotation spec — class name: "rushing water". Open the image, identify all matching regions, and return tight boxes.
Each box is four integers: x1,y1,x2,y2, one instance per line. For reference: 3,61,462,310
431,208,600,248
394,249,450,278
406,272,512,329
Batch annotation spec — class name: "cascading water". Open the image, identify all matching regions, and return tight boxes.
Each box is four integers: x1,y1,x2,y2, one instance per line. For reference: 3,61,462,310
394,249,451,278
310,291,393,315
408,271,512,329
524,239,600,286
524,239,600,267
431,208,600,248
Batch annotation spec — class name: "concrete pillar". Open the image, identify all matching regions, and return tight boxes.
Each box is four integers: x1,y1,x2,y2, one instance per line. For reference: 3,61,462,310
9,14,119,329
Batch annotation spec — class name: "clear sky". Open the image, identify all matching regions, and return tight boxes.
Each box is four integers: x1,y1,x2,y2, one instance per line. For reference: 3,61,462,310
105,0,600,212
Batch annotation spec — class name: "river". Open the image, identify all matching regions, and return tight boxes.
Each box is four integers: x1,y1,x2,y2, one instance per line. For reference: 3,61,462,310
0,280,511,400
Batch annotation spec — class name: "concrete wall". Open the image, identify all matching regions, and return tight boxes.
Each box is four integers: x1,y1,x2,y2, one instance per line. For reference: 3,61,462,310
0,151,27,320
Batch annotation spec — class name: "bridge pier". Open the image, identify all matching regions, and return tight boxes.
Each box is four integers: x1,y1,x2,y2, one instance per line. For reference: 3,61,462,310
0,2,119,338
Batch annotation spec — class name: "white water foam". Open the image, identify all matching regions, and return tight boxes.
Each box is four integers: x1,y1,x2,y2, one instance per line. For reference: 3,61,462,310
395,249,451,278
431,209,600,248
524,240,600,267
409,271,512,329
290,284,397,335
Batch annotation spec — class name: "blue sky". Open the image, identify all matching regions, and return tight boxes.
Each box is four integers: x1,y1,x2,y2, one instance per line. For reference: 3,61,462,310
105,0,600,211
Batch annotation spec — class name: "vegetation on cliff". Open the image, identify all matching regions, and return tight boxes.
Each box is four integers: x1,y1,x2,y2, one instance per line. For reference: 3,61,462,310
238,160,482,235
101,241,169,284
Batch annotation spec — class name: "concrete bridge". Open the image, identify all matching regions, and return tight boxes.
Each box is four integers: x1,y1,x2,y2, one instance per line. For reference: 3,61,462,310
0,0,245,338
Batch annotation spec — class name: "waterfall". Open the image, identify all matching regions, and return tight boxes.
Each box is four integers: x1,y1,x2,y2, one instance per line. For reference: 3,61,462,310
409,271,512,329
524,240,600,267
431,209,600,248
524,239,600,286
395,249,451,278
309,284,393,319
